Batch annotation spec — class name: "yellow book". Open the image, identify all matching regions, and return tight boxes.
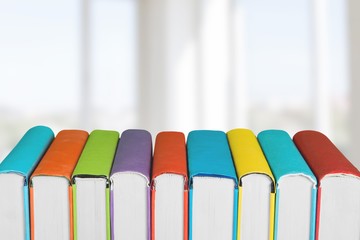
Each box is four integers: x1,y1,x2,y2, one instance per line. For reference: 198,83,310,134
227,129,275,240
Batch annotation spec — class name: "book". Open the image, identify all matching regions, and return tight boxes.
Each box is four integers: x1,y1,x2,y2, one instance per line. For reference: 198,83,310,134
29,130,88,240
187,130,238,240
151,131,188,240
0,126,54,240
226,128,275,240
110,129,152,240
293,130,360,240
71,130,119,240
257,130,317,240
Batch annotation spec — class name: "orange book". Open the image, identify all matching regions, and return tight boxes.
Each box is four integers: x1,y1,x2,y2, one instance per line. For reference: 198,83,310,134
29,130,88,240
151,131,188,240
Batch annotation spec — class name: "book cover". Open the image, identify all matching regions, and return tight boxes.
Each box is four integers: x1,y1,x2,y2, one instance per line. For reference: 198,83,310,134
227,128,275,240
0,125,54,240
29,130,88,240
151,131,188,240
110,129,152,240
187,130,238,240
293,130,360,180
72,130,119,240
258,130,317,240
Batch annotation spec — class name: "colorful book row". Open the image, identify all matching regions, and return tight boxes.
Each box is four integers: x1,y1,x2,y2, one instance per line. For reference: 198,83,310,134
0,126,359,240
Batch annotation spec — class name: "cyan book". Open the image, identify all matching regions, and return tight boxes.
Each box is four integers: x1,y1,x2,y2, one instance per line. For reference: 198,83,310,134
258,130,317,240
0,126,54,240
187,130,238,240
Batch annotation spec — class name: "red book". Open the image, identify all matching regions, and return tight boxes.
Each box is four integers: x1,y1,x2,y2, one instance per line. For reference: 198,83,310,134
151,132,188,240
293,130,360,240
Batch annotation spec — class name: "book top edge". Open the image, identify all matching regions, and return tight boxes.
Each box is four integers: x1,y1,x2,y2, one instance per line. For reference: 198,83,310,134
30,130,88,182
72,130,119,180
258,129,317,183
152,131,188,181
187,130,238,185
0,126,54,181
227,128,275,184
294,130,360,182
111,129,152,181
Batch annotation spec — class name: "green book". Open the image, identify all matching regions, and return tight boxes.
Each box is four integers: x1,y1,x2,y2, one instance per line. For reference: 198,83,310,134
71,130,119,240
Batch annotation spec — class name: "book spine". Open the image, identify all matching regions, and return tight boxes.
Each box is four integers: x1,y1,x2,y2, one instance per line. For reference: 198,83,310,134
237,187,243,240
274,188,280,240
233,188,238,240
24,185,30,240
151,189,155,240
310,187,317,240
315,188,322,240
189,188,193,240
110,190,114,240
29,186,34,240
73,185,78,240
147,189,150,240
269,192,275,240
106,188,110,240
69,186,74,240
184,189,188,240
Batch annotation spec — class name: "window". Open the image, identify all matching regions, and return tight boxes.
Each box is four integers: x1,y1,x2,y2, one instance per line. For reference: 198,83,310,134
0,0,354,167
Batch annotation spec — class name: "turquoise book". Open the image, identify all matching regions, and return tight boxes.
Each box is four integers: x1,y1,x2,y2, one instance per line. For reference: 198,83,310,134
187,130,238,240
0,126,54,240
258,130,317,240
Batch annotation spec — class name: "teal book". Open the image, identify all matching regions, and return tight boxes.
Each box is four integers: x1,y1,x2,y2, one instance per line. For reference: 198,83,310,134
187,130,238,240
71,130,119,240
0,126,54,240
258,130,317,240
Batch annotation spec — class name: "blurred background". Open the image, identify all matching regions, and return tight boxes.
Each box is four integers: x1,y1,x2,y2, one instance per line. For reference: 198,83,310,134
1,0,360,168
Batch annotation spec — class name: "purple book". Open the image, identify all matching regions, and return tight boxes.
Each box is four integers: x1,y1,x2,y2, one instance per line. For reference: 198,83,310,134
110,129,152,240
